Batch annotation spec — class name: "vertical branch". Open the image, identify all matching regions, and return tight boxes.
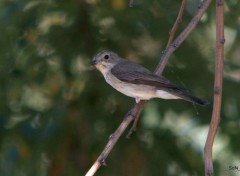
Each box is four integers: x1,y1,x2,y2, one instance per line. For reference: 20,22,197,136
204,0,224,176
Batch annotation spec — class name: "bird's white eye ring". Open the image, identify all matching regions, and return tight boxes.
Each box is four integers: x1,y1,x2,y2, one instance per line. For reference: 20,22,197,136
104,54,109,59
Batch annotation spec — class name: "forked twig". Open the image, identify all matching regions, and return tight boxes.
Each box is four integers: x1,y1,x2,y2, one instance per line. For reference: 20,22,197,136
204,0,224,175
127,0,187,136
155,0,213,75
86,0,213,175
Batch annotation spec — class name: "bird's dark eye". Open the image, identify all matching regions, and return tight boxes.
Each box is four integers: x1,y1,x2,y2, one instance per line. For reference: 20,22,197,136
104,54,109,59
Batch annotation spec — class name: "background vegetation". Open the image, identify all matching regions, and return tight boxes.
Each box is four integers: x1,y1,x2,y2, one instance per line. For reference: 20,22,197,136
0,0,240,175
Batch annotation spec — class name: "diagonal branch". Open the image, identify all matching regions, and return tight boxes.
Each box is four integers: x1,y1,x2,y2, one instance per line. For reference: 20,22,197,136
85,0,213,175
85,102,144,176
204,0,224,175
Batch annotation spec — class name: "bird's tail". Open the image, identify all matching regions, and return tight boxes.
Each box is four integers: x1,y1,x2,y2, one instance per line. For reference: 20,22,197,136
156,88,208,106
177,92,209,106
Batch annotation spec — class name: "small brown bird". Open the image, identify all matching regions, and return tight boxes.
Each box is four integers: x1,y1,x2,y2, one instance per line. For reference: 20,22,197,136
91,50,208,106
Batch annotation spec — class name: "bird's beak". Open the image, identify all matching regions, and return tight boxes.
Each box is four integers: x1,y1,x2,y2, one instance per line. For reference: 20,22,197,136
90,58,97,66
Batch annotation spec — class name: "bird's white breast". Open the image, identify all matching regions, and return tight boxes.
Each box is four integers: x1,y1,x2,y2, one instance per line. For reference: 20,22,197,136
104,72,156,100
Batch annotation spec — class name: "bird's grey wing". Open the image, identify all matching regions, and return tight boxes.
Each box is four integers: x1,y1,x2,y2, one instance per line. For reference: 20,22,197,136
111,60,180,89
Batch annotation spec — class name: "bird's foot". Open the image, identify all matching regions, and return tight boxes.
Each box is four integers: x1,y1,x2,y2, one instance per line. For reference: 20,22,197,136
135,97,140,103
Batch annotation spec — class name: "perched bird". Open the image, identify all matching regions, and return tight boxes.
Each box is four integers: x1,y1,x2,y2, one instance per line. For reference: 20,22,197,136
91,50,208,106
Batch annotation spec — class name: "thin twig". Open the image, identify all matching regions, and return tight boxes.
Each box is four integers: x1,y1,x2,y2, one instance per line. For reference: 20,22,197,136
155,0,213,75
204,0,224,175
85,0,213,175
167,0,186,47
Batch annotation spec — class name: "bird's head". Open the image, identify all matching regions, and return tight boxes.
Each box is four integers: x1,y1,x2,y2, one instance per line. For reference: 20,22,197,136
91,50,120,74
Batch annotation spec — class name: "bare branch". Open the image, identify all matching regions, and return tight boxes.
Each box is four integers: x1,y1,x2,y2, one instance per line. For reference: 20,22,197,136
204,0,224,175
85,102,144,176
85,0,213,175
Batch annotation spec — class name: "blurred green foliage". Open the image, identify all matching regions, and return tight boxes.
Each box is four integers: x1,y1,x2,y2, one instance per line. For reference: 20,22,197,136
0,0,240,176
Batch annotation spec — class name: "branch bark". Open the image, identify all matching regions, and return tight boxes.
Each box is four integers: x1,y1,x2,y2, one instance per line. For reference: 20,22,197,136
86,0,213,175
204,0,224,175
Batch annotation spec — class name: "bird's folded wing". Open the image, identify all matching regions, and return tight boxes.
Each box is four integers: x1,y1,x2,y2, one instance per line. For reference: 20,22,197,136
111,66,183,91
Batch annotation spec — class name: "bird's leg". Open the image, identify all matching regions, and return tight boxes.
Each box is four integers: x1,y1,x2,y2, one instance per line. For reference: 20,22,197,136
135,97,140,103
